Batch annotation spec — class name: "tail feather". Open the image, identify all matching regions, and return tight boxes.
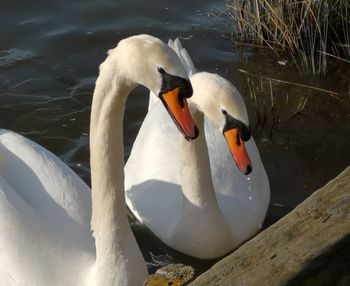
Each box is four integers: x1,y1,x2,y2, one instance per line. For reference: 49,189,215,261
171,38,196,76
179,48,196,76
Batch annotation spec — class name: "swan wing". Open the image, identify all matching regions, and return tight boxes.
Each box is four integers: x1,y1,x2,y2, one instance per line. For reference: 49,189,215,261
170,38,196,76
0,174,94,285
125,101,182,241
0,130,92,231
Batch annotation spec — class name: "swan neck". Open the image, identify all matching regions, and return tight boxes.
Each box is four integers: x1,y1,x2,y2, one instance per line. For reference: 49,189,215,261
90,63,130,235
180,110,218,208
171,110,233,257
89,60,145,284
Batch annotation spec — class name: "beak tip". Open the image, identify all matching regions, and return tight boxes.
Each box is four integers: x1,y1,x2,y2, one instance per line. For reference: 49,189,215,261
244,164,252,175
185,126,199,141
194,126,199,139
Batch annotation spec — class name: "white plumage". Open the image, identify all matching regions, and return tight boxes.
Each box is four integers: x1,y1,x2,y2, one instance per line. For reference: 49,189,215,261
125,39,270,258
0,34,194,286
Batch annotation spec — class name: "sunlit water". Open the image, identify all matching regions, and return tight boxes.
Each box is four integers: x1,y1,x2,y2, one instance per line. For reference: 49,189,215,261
1,0,350,280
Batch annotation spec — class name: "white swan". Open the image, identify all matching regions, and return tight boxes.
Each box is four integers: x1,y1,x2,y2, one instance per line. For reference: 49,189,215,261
0,35,198,286
125,39,270,259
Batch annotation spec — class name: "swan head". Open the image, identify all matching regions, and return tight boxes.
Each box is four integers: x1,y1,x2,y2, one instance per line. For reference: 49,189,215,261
109,34,199,140
190,72,252,175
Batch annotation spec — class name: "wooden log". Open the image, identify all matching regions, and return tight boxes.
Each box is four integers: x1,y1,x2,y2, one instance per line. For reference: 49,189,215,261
189,166,350,286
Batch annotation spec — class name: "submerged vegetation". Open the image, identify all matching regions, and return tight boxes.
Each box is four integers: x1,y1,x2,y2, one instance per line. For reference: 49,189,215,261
227,0,350,75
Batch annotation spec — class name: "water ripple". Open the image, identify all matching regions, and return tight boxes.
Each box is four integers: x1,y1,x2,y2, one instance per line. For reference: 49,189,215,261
0,49,36,68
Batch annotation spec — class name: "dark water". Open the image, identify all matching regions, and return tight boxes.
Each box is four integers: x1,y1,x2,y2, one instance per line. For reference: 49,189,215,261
1,0,350,282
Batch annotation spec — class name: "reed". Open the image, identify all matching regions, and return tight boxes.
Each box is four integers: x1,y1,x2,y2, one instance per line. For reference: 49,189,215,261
227,0,350,75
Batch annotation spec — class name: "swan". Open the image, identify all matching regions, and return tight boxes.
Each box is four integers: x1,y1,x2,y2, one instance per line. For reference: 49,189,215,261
0,35,198,286
125,39,270,259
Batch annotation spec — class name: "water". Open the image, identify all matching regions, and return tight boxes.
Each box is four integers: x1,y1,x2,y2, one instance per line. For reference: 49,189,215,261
1,0,350,281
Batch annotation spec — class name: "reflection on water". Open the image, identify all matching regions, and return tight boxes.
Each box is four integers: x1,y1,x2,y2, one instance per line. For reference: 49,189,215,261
1,0,350,279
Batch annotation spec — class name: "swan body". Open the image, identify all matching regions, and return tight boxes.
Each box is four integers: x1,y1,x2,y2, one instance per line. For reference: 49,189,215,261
0,35,197,286
0,130,94,285
125,39,270,259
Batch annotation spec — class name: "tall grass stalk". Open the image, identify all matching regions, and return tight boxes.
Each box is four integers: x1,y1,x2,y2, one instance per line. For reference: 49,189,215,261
228,0,350,75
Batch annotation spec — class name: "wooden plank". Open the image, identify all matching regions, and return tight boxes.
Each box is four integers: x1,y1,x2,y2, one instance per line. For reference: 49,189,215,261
189,166,350,286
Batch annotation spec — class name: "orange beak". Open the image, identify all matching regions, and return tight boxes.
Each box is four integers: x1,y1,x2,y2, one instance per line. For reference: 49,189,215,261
161,87,198,140
224,128,252,175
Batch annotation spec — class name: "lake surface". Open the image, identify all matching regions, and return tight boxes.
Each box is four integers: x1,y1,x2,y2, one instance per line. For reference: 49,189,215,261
1,0,350,281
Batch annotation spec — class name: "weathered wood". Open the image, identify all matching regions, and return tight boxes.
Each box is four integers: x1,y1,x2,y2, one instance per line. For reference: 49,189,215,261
189,166,350,286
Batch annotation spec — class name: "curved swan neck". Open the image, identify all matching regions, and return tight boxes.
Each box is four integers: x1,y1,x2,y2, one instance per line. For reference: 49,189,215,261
90,59,131,235
180,109,218,208
90,56,146,285
171,108,233,258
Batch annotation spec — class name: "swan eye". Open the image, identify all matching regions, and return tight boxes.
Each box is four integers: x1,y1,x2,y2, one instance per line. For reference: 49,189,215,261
223,113,251,142
158,69,193,102
158,67,166,74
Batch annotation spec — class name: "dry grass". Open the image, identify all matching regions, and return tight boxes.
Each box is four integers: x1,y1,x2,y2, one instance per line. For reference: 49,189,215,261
227,0,350,75
239,68,350,139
